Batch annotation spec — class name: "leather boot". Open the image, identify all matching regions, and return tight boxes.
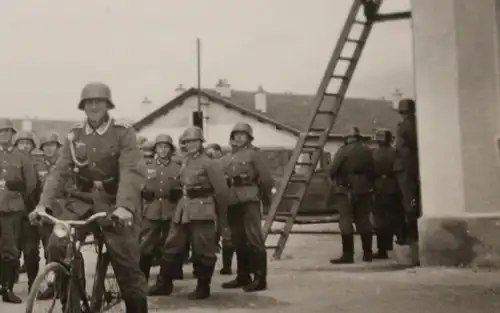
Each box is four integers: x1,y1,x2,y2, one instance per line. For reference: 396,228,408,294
2,260,22,303
148,265,173,296
219,247,234,275
188,264,214,300
188,278,211,300
243,251,267,292
361,233,373,262
125,297,148,313
330,234,354,264
373,232,389,259
139,255,153,282
386,232,394,251
26,261,39,292
221,249,251,289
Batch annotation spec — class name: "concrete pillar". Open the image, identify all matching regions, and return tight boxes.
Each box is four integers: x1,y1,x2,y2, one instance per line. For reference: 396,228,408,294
413,0,500,267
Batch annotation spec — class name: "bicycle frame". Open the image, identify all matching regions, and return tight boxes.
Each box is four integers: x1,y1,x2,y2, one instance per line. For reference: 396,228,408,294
37,211,108,313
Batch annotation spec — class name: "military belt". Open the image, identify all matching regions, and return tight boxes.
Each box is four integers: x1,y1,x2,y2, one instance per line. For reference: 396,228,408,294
182,187,214,199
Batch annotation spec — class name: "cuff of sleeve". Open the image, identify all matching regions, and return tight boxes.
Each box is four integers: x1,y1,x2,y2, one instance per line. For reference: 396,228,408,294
117,200,135,214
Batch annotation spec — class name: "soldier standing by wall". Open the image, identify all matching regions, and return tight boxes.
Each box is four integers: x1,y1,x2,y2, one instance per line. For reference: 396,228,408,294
29,82,149,313
13,130,40,292
206,143,234,275
221,123,273,292
33,132,63,300
139,134,182,283
329,126,375,264
0,120,38,303
393,99,420,247
153,127,232,300
372,129,401,259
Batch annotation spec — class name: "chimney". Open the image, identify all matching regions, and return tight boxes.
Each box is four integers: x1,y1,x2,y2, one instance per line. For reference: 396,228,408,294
21,117,33,132
254,85,267,112
175,84,186,96
215,79,231,98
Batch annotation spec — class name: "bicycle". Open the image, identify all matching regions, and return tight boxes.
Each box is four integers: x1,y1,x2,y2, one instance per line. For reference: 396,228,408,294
25,211,123,313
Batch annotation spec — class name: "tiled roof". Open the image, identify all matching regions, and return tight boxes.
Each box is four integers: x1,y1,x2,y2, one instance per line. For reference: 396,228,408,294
133,87,402,137
202,89,401,135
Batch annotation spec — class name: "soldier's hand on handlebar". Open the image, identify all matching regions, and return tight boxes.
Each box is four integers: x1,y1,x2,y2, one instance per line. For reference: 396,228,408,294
111,206,134,227
29,205,47,225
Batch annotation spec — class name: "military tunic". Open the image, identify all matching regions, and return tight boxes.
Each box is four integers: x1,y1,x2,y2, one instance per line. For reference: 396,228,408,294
329,141,374,235
394,115,420,242
161,151,232,281
140,156,181,256
372,145,403,234
39,118,149,299
221,146,273,283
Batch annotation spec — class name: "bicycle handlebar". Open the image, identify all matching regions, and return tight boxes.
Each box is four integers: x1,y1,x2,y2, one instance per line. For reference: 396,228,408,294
37,211,108,227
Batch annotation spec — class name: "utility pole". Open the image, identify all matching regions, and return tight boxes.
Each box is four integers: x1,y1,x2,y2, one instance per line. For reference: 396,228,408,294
194,37,204,130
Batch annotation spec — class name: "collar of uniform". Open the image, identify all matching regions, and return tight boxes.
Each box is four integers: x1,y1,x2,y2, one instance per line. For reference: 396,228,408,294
154,155,171,166
84,117,113,136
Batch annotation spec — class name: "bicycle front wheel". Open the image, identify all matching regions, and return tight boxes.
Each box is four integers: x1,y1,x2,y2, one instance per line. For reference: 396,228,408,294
25,262,68,313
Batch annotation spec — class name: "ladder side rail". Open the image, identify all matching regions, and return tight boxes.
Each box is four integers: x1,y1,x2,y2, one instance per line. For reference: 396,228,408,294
262,133,307,238
301,0,364,134
262,0,365,239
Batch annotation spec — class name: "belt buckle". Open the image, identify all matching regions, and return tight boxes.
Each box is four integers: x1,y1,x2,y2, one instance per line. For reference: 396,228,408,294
0,179,5,190
93,181,104,190
182,186,188,198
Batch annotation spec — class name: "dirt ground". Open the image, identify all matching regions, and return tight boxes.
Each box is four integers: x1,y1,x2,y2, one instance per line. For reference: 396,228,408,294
4,223,500,313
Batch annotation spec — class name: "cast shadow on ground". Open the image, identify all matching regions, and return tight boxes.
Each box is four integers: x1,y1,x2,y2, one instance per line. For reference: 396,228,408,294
148,287,289,311
290,262,416,273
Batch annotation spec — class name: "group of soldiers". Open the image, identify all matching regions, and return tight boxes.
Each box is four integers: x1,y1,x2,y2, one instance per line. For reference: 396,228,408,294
0,82,273,313
0,121,62,304
328,98,420,264
136,121,273,300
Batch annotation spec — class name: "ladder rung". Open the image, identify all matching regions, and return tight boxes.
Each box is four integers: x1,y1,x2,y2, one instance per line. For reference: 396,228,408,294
353,19,367,25
289,177,309,184
266,245,278,249
295,161,313,167
317,110,334,115
339,56,354,62
332,75,348,80
309,127,327,132
277,211,294,216
283,193,302,200
269,228,284,235
346,38,364,44
303,144,322,149
324,92,339,98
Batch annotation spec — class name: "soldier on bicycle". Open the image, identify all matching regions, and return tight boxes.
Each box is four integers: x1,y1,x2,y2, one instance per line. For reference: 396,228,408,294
29,82,149,313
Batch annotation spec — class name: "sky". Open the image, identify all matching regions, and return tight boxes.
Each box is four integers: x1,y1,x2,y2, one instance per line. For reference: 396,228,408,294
0,0,413,120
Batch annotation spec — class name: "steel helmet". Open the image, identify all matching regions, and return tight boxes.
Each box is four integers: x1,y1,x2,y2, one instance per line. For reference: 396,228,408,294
78,82,115,110
205,143,221,151
180,127,204,143
154,134,175,150
14,130,36,147
344,126,361,139
396,98,416,114
230,122,253,140
374,128,392,143
39,132,62,148
0,119,16,134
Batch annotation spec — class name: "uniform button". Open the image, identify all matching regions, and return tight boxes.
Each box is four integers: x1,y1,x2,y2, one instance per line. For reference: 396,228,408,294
160,188,163,192
2,169,5,173
92,163,96,166
93,148,97,152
